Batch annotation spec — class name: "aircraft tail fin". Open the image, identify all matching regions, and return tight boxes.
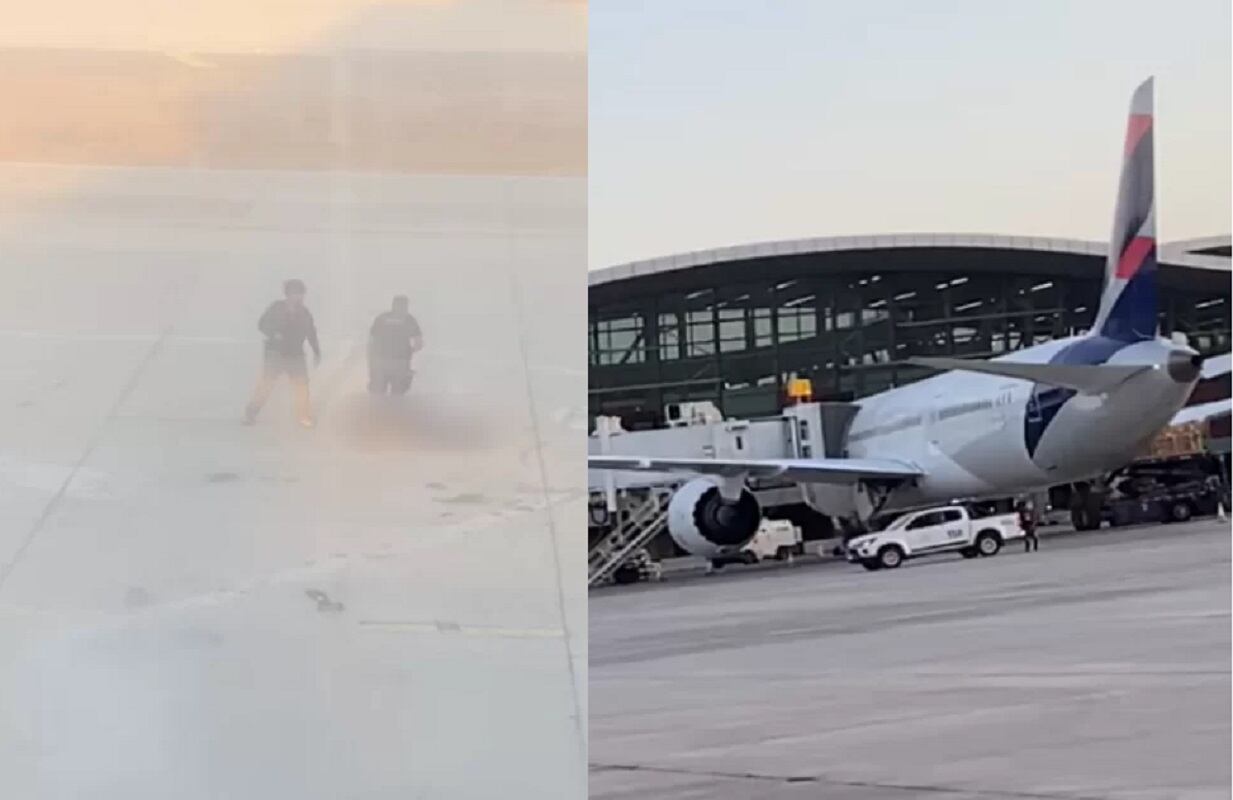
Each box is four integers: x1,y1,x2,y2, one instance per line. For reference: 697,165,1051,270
1092,77,1158,342
909,357,1149,395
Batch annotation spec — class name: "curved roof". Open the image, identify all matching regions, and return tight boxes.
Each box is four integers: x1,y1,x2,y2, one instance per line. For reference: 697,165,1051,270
590,233,1231,288
1159,235,1232,265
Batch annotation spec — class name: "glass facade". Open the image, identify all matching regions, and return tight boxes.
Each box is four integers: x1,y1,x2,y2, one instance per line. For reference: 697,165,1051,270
589,250,1231,425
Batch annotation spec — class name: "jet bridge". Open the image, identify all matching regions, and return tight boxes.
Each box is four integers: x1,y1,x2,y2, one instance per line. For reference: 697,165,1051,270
587,401,860,584
587,401,861,491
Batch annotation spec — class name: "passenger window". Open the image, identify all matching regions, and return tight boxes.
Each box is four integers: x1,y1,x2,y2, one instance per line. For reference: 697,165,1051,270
942,509,964,523
907,512,939,529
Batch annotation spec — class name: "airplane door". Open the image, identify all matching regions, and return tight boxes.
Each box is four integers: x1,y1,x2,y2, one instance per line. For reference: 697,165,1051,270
927,391,944,450
997,385,1015,429
1025,386,1043,425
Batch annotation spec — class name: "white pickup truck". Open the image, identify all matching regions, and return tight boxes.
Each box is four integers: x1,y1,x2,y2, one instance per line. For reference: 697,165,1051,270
845,505,1024,571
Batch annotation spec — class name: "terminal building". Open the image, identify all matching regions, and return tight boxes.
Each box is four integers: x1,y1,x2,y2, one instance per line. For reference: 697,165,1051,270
589,234,1231,426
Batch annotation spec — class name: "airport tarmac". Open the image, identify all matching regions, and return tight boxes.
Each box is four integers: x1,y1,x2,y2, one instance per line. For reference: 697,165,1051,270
0,164,586,798
590,519,1231,800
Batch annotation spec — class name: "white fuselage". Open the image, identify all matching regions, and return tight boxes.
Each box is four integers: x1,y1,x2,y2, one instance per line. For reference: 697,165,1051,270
801,335,1198,520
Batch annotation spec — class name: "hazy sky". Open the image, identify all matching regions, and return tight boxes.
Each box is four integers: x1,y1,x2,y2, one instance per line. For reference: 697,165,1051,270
0,0,584,53
590,0,1231,268
0,1,585,175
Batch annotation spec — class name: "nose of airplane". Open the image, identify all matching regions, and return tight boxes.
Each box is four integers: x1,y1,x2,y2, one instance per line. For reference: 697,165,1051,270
1166,350,1204,383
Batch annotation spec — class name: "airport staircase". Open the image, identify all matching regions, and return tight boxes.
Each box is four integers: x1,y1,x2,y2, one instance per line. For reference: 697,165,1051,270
588,487,673,587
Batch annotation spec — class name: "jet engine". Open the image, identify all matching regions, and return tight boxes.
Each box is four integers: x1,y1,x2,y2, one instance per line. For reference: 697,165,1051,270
666,478,761,557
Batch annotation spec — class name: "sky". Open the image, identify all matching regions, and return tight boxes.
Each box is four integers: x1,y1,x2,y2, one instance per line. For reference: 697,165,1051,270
0,1,585,175
0,0,584,54
589,0,1232,268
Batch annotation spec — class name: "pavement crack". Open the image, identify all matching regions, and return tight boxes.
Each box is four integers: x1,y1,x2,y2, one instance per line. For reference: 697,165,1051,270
0,323,175,597
588,763,1115,800
500,187,585,764
589,763,816,784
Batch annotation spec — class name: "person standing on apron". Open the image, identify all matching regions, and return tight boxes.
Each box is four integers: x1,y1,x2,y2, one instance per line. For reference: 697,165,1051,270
244,279,321,428
1018,499,1039,552
367,295,423,397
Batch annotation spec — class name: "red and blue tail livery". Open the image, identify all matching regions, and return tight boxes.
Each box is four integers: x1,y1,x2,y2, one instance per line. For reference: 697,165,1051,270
1093,77,1157,343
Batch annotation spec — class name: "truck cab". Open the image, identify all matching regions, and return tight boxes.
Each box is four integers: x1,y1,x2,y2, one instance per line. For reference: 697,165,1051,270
845,505,1023,571
709,519,804,569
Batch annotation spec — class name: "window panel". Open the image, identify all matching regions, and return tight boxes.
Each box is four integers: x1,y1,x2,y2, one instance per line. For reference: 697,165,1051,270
595,315,645,365
718,308,746,353
861,308,889,325
754,308,773,347
657,313,681,361
778,304,816,343
686,308,715,357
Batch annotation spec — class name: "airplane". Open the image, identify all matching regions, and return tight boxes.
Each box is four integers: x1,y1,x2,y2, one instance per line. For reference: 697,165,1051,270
588,77,1212,558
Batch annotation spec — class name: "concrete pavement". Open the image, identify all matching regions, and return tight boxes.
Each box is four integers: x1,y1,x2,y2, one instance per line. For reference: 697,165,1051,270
590,520,1231,799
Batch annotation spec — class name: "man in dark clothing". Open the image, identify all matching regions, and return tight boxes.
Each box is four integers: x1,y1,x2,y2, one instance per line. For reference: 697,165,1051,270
244,279,322,428
367,295,423,396
1018,500,1039,552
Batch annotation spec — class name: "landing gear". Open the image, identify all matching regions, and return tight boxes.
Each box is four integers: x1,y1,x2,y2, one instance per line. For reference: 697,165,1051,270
1069,481,1105,531
860,481,896,521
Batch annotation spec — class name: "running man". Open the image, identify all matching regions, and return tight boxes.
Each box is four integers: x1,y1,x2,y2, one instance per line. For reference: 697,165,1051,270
367,295,423,396
244,279,321,428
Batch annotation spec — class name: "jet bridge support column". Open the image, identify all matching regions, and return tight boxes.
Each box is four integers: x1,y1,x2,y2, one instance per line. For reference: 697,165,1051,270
819,403,860,458
783,401,868,524
782,402,860,458
595,415,621,512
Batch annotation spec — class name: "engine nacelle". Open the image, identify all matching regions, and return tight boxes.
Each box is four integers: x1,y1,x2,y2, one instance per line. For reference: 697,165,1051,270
666,478,762,557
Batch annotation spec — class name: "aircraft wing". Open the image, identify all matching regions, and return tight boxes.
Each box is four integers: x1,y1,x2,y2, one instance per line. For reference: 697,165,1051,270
1169,399,1231,427
1200,352,1230,379
588,455,924,485
908,357,1150,395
